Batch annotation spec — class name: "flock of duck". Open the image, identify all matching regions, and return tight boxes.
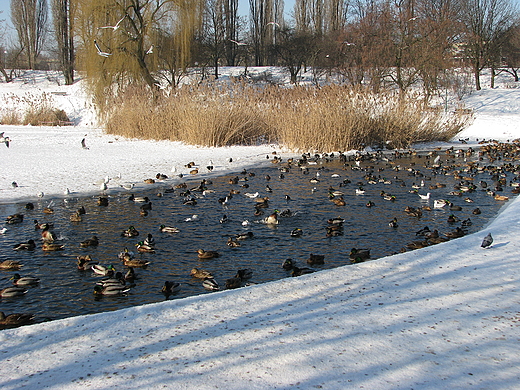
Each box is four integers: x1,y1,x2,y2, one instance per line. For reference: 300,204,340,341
1,139,519,328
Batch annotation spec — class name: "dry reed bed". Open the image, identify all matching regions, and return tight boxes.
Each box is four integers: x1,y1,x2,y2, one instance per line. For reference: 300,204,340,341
106,84,472,151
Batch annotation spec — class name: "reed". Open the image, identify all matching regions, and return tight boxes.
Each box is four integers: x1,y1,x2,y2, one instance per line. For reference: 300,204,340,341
105,83,472,151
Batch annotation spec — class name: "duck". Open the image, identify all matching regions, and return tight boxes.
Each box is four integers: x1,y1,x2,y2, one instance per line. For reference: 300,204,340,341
0,260,22,270
282,258,295,270
418,192,431,200
96,272,126,287
225,277,242,289
136,241,155,253
118,247,135,261
202,278,220,291
0,286,28,298
349,248,370,262
10,273,40,286
97,197,109,206
162,281,180,295
190,268,213,279
159,225,180,233
445,227,465,239
472,207,482,215
156,173,169,181
91,264,116,276
80,235,99,247
125,267,136,283
197,249,220,259
43,207,54,214
331,196,346,206
34,220,53,230
292,266,315,277
235,269,253,280
227,237,241,247
327,217,345,225
123,258,150,267
143,178,156,184
290,228,303,237
236,231,254,240
93,284,130,296
69,211,82,222
121,226,139,237
264,211,279,225
6,214,23,224
42,242,64,251
13,239,36,251
388,218,398,228
143,233,155,247
307,253,325,265
0,312,35,328
41,226,57,242
77,255,98,271
129,195,150,202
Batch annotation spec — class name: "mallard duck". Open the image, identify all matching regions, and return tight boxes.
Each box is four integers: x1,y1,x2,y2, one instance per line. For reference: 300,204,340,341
225,277,242,289
70,212,82,222
349,248,370,262
118,248,135,261
41,227,57,242
292,266,315,277
156,173,169,181
290,228,303,237
125,267,136,283
143,178,155,184
96,272,126,287
190,268,213,279
42,242,64,251
447,214,459,223
0,260,22,270
494,194,509,201
162,281,180,295
327,217,344,225
197,249,220,259
91,264,116,276
136,241,155,253
143,233,155,247
93,284,130,296
0,312,34,328
0,286,28,297
159,225,179,233
202,278,219,291
140,202,153,211
97,197,109,206
6,214,23,224
10,273,40,286
121,226,139,237
282,258,295,270
25,203,35,210
236,269,253,280
264,211,279,225
227,237,241,247
405,240,430,250
129,195,150,202
388,218,398,228
445,227,465,238
13,239,36,251
472,207,482,215
34,220,53,230
123,258,150,267
80,235,99,247
307,253,325,265
331,197,346,206
43,207,54,214
77,255,98,271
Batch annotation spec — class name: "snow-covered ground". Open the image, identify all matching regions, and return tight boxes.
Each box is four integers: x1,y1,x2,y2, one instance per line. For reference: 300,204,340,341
0,69,519,389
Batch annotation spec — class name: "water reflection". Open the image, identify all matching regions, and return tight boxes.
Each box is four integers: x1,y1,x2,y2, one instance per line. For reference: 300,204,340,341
0,151,513,323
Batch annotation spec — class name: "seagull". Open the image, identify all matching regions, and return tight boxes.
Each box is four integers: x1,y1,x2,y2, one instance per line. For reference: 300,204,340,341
229,39,247,46
146,45,154,55
99,15,127,31
0,132,10,147
481,233,493,248
267,21,280,27
418,193,430,200
94,40,111,57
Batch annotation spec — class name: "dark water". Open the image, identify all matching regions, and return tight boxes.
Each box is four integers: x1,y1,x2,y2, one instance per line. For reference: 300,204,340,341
0,150,515,323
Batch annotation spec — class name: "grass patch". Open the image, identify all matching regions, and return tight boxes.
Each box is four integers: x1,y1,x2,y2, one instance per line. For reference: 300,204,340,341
105,83,472,151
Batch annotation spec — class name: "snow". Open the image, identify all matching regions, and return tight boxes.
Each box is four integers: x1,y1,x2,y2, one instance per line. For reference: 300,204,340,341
0,69,519,389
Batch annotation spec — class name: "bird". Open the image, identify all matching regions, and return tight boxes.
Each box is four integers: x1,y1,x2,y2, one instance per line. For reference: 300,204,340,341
143,233,155,247
10,273,40,286
0,286,28,298
13,239,36,251
202,278,219,291
0,260,22,270
92,264,116,276
41,226,57,242
42,242,64,251
225,277,242,289
349,248,370,263
236,231,254,240
77,255,98,271
290,228,303,237
291,266,315,277
418,192,430,200
118,248,135,262
97,196,109,206
229,39,247,46
227,237,241,247
123,258,150,268
6,213,23,224
136,241,155,253
162,281,180,295
190,268,213,279
264,211,279,225
159,224,180,233
197,249,220,259
81,138,89,149
481,233,493,248
93,284,130,296
121,226,139,237
146,45,154,55
0,312,34,328
94,40,111,57
99,15,127,31
80,235,99,247
307,253,325,265
0,132,10,147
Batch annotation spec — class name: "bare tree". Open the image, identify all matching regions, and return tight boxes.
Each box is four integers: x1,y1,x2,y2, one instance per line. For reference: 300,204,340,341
249,0,283,65
11,0,48,69
52,0,74,84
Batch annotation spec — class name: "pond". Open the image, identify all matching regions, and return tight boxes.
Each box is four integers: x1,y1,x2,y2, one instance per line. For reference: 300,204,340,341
0,146,517,325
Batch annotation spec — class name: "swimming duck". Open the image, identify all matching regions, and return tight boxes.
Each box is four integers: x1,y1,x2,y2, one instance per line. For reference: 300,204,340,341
264,211,279,225
447,214,459,223
13,239,36,251
236,232,254,240
34,220,53,230
125,267,136,283
93,284,130,296
136,241,155,253
0,312,34,328
143,233,155,247
42,242,64,251
445,227,465,238
159,225,179,233
197,249,220,259
225,277,242,289
0,260,22,270
190,268,213,279
162,281,180,295
91,264,116,276
97,197,109,206
96,272,126,287
291,266,315,277
235,269,253,280
118,247,135,261
129,195,150,202
80,235,99,247
327,217,345,225
331,196,346,206
290,228,303,237
0,286,28,298
123,258,150,268
77,255,98,271
227,237,241,247
121,226,139,237
43,207,54,214
349,248,370,262
388,218,398,228
6,214,23,224
69,212,82,222
10,273,40,286
472,207,481,215
282,258,295,270
307,253,325,265
202,278,220,291
41,226,57,242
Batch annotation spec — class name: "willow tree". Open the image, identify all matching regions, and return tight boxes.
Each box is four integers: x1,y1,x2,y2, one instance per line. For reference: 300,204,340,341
76,0,202,111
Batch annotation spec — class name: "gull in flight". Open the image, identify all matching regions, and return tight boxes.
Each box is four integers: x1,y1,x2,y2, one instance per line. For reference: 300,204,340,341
229,39,247,46
267,21,280,27
99,15,127,31
94,40,111,57
146,45,154,55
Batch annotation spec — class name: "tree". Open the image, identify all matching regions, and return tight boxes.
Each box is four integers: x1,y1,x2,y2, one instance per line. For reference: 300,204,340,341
11,0,48,69
52,0,74,85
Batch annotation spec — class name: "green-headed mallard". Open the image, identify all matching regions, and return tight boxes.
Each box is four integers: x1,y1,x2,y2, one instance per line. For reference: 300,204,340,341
121,226,139,237
42,242,64,251
80,235,99,247
136,241,155,253
91,264,116,276
10,273,40,286
13,239,36,251
0,311,34,328
282,258,294,270
349,248,370,262
93,284,130,296
197,249,220,259
159,225,179,233
0,260,22,270
0,286,28,298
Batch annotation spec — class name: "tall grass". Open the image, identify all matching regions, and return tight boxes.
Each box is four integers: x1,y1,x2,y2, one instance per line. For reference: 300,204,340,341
105,83,472,151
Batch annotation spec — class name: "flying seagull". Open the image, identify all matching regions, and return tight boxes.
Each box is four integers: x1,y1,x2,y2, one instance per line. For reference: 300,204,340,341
481,233,493,248
99,15,127,31
146,45,154,55
229,39,247,46
0,132,10,148
94,40,111,57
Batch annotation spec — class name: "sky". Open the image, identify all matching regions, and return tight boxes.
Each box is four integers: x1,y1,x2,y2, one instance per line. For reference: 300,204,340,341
0,67,519,389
